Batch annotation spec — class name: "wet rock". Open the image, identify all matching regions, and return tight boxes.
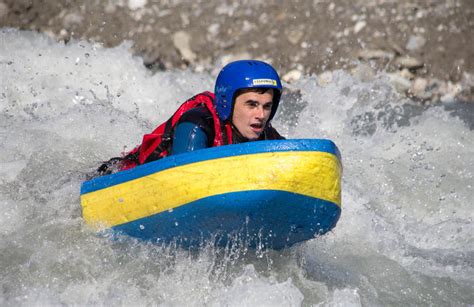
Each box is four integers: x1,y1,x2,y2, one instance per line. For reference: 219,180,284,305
258,12,268,24
214,52,252,74
459,72,474,101
461,72,474,88
57,29,70,42
354,20,367,34
351,63,376,82
128,0,147,11
104,2,117,14
387,73,411,92
390,43,405,56
141,51,166,70
1,0,471,104
395,56,423,69
0,2,9,19
221,52,251,64
276,12,286,21
358,49,394,60
207,23,220,36
194,64,205,73
406,35,426,51
399,68,415,80
421,78,446,102
172,31,196,63
43,29,56,40
410,78,431,99
440,81,462,102
318,71,333,86
287,29,304,45
242,20,254,32
451,58,466,82
282,69,303,83
63,13,83,29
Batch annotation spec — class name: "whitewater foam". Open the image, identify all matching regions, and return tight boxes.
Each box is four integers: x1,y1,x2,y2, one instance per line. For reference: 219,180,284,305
1,28,473,305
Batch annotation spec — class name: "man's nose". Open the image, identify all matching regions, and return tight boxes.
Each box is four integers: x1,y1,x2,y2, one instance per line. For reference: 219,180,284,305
255,106,264,119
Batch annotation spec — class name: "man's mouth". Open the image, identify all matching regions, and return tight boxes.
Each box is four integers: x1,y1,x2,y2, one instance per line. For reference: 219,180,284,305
250,123,264,132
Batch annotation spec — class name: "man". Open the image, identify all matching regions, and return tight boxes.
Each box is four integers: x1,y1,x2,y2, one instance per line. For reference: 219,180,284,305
97,60,284,175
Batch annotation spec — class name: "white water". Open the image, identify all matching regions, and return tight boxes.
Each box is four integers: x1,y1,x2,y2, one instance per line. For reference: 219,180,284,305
1,28,473,306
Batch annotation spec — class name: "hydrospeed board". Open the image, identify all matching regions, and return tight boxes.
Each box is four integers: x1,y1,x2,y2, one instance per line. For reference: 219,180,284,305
80,139,342,249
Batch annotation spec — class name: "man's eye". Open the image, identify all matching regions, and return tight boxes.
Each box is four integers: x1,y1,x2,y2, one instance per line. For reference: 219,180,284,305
264,104,273,110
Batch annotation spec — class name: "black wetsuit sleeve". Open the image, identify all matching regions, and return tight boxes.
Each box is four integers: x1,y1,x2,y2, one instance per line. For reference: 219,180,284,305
171,122,209,154
174,106,215,146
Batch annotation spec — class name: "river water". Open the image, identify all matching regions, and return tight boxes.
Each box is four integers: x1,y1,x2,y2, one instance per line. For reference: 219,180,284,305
1,28,473,306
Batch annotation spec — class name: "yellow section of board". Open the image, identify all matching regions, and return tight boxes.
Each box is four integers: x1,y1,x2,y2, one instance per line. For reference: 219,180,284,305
81,151,341,228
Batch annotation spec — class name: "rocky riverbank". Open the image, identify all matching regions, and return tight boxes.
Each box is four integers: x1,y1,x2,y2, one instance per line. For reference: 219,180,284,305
1,0,473,102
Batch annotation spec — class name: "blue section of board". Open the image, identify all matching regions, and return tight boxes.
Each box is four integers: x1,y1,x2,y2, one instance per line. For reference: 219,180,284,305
111,190,341,250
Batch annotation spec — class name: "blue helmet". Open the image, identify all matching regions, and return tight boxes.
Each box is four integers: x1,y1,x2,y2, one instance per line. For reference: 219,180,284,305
214,60,283,122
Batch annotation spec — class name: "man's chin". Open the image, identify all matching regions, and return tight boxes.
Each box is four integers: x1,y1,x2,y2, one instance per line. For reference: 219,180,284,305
245,132,261,141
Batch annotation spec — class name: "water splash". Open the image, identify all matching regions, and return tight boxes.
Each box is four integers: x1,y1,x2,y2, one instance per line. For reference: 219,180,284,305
1,29,473,305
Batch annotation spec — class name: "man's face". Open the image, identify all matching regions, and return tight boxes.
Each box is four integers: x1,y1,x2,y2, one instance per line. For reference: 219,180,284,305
232,89,274,140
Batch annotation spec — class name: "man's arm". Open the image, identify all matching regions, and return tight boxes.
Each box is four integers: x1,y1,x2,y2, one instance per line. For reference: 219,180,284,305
171,122,209,154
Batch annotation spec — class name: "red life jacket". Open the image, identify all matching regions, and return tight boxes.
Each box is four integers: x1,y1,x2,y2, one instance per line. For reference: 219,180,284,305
119,91,232,170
